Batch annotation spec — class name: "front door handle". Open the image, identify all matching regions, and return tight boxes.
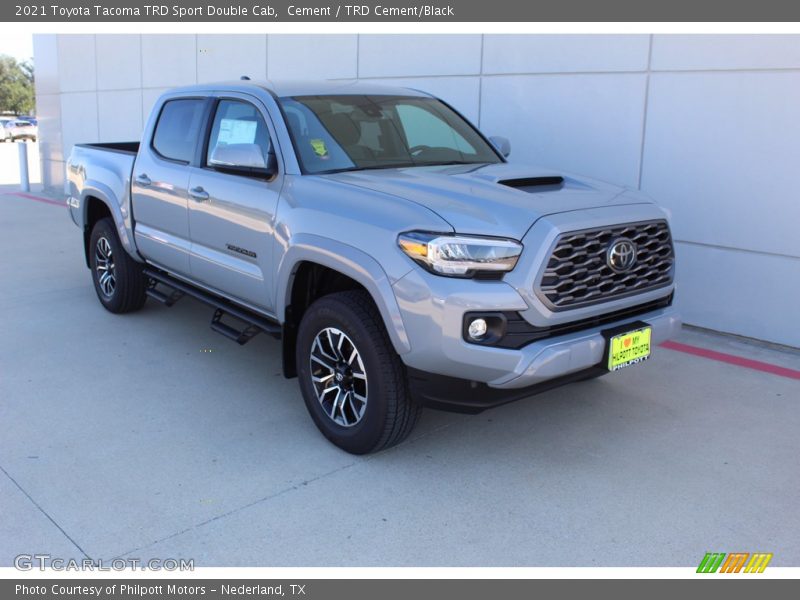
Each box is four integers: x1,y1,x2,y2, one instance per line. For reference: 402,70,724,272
189,186,210,202
135,173,151,186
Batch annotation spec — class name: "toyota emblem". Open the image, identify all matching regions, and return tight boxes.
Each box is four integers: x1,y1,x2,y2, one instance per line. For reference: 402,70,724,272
607,238,637,272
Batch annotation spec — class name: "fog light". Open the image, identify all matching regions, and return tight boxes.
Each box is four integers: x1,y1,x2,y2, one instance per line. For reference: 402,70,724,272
468,318,488,340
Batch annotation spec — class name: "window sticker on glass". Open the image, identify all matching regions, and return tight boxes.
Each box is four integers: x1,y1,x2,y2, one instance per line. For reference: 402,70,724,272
310,138,329,159
218,119,258,145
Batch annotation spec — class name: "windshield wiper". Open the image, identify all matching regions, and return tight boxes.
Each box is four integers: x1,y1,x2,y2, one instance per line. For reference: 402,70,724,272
320,163,417,174
416,161,489,167
320,160,488,175
358,163,419,171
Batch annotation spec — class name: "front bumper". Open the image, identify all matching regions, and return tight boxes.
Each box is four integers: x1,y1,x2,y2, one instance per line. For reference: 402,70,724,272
401,301,680,412
393,262,681,384
487,304,680,388
407,364,609,414
391,202,682,394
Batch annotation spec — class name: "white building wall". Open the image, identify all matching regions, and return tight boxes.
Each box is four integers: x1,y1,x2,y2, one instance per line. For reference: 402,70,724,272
32,34,800,347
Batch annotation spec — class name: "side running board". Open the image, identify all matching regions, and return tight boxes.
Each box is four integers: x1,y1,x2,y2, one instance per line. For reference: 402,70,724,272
143,268,281,345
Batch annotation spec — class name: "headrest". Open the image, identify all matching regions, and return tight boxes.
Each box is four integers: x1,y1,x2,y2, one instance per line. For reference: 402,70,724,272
286,112,304,136
321,113,361,146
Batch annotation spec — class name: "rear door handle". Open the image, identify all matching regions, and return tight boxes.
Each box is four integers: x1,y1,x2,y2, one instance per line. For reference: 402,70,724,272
189,186,210,202
135,173,151,186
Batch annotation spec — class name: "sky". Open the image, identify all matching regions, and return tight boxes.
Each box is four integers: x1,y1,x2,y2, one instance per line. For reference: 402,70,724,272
0,33,33,63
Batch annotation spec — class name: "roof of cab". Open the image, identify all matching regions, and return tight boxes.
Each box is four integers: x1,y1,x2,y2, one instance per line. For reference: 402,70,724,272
166,79,433,98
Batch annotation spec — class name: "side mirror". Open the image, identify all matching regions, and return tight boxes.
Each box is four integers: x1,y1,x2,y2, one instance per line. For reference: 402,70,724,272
210,143,267,169
209,144,278,179
265,151,278,177
489,136,511,158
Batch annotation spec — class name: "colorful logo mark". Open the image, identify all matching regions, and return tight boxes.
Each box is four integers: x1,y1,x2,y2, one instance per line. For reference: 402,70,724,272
697,552,773,573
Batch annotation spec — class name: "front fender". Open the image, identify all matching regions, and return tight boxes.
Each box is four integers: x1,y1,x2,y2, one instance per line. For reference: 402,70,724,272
276,233,412,355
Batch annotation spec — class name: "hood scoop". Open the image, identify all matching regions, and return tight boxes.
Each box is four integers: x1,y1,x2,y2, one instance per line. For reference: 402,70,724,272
498,176,564,193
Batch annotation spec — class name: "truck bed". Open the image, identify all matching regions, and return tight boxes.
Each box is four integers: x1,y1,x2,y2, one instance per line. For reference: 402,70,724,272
76,141,140,155
67,142,139,259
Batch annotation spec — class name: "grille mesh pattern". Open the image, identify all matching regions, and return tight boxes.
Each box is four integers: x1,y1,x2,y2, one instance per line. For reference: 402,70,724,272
538,220,674,309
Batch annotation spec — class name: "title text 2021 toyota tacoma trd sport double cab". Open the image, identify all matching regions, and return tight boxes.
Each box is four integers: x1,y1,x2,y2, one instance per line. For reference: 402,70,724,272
67,80,681,454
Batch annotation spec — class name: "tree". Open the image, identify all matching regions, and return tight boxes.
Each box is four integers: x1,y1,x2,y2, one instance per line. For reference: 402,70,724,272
0,55,34,115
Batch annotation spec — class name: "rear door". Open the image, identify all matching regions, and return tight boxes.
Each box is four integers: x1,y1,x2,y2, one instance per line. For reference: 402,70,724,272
186,95,283,313
131,96,208,277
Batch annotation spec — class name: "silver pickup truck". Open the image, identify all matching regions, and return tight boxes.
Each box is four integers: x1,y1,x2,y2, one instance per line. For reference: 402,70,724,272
66,80,681,454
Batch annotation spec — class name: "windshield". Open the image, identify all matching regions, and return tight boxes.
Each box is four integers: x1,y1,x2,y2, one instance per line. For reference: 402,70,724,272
278,95,503,174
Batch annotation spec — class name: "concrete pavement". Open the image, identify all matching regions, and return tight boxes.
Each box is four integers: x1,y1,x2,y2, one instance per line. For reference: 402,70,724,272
1,186,798,567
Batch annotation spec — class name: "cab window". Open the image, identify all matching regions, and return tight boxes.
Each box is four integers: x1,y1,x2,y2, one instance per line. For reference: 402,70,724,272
205,100,273,176
151,99,206,163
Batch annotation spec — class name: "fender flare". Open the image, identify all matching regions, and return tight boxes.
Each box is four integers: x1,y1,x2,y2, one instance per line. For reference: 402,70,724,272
276,233,412,355
80,181,142,261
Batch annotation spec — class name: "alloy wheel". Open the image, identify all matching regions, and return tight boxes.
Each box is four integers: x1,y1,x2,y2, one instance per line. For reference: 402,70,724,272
309,327,368,427
94,236,116,297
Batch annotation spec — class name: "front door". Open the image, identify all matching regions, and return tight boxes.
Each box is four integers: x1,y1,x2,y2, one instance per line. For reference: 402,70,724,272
186,97,283,313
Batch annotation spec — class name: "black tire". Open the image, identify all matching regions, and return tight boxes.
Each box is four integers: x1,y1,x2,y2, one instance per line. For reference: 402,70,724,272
296,290,422,454
89,217,148,313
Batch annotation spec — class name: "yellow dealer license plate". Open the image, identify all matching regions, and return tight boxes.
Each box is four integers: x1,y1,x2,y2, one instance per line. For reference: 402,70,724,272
607,326,652,371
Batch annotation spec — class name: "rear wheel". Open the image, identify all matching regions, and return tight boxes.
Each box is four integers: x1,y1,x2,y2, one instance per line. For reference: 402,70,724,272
89,217,148,313
296,290,421,454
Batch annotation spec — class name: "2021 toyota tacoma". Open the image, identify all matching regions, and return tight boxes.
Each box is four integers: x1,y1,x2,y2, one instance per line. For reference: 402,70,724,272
66,80,681,454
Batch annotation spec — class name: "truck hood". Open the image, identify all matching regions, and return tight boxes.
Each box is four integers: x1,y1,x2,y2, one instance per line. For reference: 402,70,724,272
323,162,648,239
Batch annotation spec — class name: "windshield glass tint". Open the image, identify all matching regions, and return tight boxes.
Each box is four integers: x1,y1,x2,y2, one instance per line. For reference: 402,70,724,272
278,95,502,174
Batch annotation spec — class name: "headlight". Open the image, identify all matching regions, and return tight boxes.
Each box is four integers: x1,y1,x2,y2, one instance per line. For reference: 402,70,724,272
398,232,522,277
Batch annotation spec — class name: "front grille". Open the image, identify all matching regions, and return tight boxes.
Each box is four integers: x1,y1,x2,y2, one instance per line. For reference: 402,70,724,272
538,220,674,310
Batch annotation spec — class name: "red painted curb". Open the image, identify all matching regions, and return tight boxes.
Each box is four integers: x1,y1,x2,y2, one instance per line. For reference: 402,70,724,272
660,340,800,381
4,192,66,207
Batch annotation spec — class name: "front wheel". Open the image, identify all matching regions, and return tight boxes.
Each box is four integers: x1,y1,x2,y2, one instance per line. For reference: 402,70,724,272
296,290,421,454
89,217,148,313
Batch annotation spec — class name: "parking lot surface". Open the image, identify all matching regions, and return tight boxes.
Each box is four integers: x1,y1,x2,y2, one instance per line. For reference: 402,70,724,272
1,185,799,567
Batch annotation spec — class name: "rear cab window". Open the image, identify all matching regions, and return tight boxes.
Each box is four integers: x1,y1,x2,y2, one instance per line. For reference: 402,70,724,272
151,98,206,164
